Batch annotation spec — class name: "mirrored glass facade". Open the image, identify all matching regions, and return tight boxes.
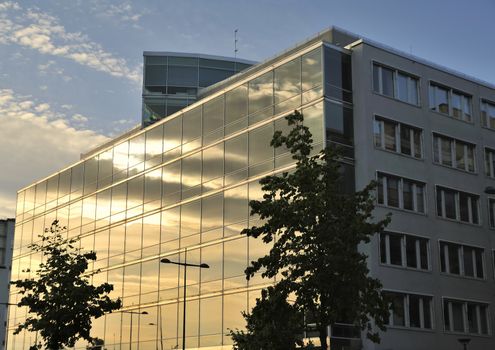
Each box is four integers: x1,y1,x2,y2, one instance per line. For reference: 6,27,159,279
9,42,353,350
142,53,254,127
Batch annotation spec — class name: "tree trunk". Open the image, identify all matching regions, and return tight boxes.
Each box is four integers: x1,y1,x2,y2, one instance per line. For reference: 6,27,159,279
318,326,328,350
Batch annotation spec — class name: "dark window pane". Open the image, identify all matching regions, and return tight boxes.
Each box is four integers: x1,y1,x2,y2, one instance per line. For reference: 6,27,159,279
405,236,417,268
402,180,413,211
475,249,484,279
423,298,432,329
391,294,405,326
372,65,380,93
441,138,452,166
452,301,464,332
380,233,387,263
145,65,167,86
444,189,457,219
409,295,421,328
440,242,447,273
419,239,428,270
167,66,198,86
386,177,399,208
400,126,412,156
384,121,396,151
459,192,470,222
381,67,394,97
373,119,382,147
377,175,384,204
467,304,479,334
448,244,460,274
389,234,402,266
199,67,232,87
463,247,475,277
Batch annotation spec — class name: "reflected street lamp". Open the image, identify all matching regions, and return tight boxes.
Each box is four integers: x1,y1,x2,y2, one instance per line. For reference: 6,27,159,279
121,310,148,350
160,248,209,350
458,338,471,350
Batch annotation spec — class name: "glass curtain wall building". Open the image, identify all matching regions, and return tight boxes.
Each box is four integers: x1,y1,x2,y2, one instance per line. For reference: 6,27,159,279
9,34,353,350
142,52,254,127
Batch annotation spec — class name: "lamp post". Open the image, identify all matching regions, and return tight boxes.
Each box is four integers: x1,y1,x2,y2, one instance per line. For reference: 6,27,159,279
458,338,471,350
121,310,148,350
160,248,209,350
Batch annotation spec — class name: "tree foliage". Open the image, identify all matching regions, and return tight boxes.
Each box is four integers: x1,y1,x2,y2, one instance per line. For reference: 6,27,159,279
242,110,391,347
229,286,306,350
11,220,121,350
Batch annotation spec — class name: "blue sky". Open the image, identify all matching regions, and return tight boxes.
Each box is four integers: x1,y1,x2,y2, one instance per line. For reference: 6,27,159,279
0,0,494,217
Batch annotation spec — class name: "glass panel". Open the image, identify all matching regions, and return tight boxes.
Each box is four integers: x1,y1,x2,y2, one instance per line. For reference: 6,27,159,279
304,101,324,145
451,302,464,332
386,177,399,208
83,157,98,195
183,107,202,145
248,123,274,175
163,115,182,155
391,294,405,326
389,234,402,266
181,200,201,237
441,137,452,166
413,128,422,158
409,295,421,328
162,161,181,206
225,84,248,134
203,95,224,142
463,246,474,277
419,239,428,270
475,249,484,278
224,184,248,225
405,236,417,268
373,119,382,147
400,126,411,156
223,292,247,335
380,233,387,263
456,142,465,170
161,206,180,245
416,185,424,213
423,298,432,329
452,92,462,119
224,237,247,279
200,296,222,336
397,73,409,102
274,57,301,104
248,71,273,123
202,143,224,192
443,189,456,219
448,244,460,274
435,86,449,114
128,134,146,174
459,192,470,222
381,67,393,97
384,121,396,151
201,193,223,232
373,65,380,93
113,141,128,182
181,152,202,198
402,180,413,211
145,124,163,168
302,47,322,92
200,243,223,283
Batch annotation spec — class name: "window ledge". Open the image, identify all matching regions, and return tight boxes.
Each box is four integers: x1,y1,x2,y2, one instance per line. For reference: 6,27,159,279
373,146,424,162
376,204,427,217
372,91,421,109
379,262,431,274
436,215,482,228
443,330,491,338
439,272,486,282
386,325,435,333
429,109,474,125
432,162,478,176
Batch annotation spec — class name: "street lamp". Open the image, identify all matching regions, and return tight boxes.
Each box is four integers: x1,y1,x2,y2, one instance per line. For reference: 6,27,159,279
160,248,209,350
121,310,148,350
458,338,471,350
484,186,495,195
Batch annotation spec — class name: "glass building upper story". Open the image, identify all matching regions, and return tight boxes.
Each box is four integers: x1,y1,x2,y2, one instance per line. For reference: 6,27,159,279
142,52,254,127
9,28,354,350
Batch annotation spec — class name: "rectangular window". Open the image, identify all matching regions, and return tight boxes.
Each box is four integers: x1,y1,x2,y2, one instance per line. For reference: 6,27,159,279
384,291,433,329
439,241,484,279
377,173,426,213
373,63,419,105
436,186,480,224
485,148,495,178
443,299,489,335
0,226,6,266
489,198,495,229
433,134,476,173
380,232,429,270
481,99,495,129
429,83,472,122
373,117,422,158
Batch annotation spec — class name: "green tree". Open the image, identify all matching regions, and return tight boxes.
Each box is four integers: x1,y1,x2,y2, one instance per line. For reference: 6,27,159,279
242,111,391,348
11,220,121,350
229,286,306,350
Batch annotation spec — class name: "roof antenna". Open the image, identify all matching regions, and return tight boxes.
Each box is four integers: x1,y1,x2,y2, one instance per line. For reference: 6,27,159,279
234,29,238,72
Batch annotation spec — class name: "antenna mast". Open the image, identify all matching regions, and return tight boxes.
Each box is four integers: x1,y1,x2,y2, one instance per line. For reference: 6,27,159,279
234,29,238,71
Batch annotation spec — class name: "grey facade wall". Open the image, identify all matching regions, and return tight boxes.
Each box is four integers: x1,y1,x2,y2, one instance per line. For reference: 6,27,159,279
0,219,15,350
351,41,495,350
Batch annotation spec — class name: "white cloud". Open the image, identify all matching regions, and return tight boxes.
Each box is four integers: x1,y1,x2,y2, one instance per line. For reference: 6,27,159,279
90,0,148,28
0,88,109,217
0,2,141,84
71,113,88,123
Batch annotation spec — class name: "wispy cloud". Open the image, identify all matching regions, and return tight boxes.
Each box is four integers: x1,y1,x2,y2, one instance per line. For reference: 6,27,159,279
0,2,141,83
91,1,148,28
0,88,109,217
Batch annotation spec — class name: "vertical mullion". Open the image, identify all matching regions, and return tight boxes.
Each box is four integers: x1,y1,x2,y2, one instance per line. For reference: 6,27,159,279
409,128,414,157
467,196,473,224
401,235,406,267
404,294,409,327
415,239,421,269
419,297,425,329
385,234,391,265
412,183,417,212
448,301,453,332
459,246,464,276
472,249,478,278
444,244,450,273
383,176,388,206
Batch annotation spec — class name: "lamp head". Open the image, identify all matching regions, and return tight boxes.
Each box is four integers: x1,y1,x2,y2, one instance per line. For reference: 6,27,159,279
141,311,149,315
199,263,210,268
160,258,171,264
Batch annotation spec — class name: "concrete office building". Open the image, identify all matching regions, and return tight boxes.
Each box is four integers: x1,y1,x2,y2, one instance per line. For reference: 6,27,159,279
7,27,495,350
1,219,15,350
142,52,253,127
